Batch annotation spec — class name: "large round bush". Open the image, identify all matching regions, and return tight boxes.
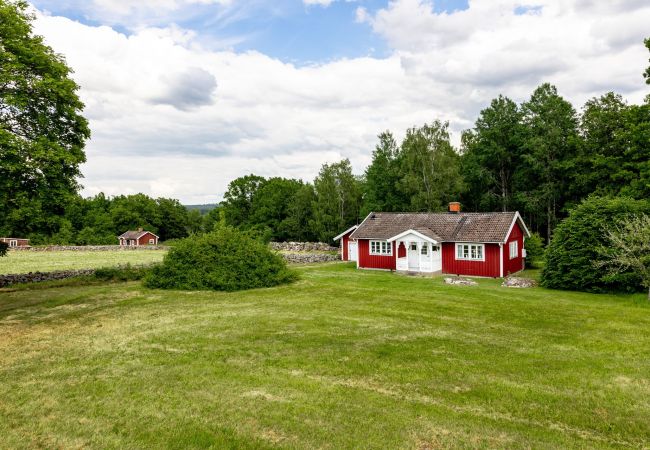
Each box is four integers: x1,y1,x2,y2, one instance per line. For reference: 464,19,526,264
541,196,650,293
145,227,297,291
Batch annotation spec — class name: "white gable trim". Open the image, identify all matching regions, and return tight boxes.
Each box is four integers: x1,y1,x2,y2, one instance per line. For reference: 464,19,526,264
504,211,530,242
386,229,438,244
333,225,358,241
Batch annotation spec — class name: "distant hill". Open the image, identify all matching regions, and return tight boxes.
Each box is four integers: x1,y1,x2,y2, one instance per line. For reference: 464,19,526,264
184,204,219,214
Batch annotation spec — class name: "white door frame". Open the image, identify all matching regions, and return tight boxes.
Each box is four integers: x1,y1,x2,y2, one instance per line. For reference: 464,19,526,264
348,240,358,262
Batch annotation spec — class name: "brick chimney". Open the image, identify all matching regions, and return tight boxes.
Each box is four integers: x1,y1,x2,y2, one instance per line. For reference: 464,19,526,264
448,202,461,213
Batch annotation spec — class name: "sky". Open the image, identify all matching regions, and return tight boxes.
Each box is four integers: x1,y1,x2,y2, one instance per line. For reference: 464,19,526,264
29,0,650,204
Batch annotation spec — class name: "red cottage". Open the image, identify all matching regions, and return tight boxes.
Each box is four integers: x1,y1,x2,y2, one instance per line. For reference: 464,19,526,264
118,228,159,247
0,237,30,248
334,203,530,278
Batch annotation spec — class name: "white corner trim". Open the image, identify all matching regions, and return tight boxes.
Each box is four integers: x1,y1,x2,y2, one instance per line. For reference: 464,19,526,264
499,243,504,277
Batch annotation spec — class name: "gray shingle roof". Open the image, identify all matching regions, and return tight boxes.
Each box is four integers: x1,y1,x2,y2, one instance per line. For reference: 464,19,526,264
119,230,156,239
349,212,525,243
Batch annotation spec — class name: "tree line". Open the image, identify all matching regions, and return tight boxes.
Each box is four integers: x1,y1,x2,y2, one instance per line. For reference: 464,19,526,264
214,83,648,244
1,2,648,245
1,82,648,246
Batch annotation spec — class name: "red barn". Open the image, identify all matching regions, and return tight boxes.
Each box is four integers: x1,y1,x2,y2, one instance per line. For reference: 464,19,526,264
118,228,159,246
0,237,30,248
334,203,530,278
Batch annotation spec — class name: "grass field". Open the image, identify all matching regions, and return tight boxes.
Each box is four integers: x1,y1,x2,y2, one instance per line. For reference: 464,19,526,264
1,263,649,449
0,249,167,274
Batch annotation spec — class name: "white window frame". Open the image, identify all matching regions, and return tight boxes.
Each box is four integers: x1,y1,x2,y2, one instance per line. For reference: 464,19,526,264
455,243,485,261
149,238,155,245
9,239,17,247
370,240,392,256
509,241,518,259
420,243,428,255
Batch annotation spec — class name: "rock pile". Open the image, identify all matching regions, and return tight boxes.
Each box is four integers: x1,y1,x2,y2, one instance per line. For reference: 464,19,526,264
270,242,337,252
501,277,538,288
444,277,478,286
0,269,96,288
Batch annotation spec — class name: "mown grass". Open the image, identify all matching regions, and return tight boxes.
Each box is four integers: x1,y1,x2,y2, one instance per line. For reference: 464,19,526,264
0,249,167,274
0,263,649,449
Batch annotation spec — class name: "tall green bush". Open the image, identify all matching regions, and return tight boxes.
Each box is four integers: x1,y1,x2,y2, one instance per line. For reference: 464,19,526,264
541,196,650,293
0,242,8,257
144,227,297,291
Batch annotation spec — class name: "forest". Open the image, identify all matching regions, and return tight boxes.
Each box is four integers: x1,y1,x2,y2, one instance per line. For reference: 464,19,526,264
4,81,647,246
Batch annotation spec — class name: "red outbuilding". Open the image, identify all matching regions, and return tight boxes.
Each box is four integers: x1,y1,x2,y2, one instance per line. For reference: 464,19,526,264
334,203,529,278
118,228,159,246
0,237,30,248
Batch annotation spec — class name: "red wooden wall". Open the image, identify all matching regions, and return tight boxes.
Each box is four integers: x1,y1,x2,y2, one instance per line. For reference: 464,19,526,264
358,239,396,270
503,222,525,276
137,232,158,245
342,234,350,260
441,242,501,277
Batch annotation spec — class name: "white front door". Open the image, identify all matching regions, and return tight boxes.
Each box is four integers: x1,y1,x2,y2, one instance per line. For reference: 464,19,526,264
348,241,358,262
407,242,419,270
431,245,442,272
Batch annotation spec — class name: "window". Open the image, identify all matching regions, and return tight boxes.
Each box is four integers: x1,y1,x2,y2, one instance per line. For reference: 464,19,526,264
509,241,518,259
410,243,417,251
420,244,428,255
456,243,484,261
370,240,392,256
9,240,17,248
149,238,155,245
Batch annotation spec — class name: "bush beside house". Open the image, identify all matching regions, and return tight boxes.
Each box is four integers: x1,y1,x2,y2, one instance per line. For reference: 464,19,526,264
145,227,297,291
541,196,650,293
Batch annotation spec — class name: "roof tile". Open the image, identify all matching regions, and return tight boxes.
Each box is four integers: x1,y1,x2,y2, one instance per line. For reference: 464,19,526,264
349,212,520,243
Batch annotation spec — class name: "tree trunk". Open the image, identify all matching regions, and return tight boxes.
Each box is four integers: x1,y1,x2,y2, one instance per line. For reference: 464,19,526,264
647,286,650,301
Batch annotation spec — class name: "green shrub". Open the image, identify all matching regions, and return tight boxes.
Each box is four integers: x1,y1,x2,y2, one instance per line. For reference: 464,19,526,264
93,264,151,282
0,241,7,257
541,196,650,293
144,227,298,291
524,233,545,268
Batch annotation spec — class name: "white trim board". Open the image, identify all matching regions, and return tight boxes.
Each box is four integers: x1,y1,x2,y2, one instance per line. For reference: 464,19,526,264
333,225,358,241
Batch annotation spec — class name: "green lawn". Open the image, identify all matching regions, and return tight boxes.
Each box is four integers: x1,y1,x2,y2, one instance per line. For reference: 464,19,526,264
0,263,649,449
0,249,167,274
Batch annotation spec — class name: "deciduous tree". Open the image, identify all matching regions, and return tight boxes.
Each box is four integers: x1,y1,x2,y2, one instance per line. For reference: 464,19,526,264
0,0,90,236
596,214,650,300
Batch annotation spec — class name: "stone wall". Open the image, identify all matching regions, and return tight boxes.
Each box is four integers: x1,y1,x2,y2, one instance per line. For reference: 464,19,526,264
281,252,339,264
0,269,96,288
270,242,338,252
10,245,166,252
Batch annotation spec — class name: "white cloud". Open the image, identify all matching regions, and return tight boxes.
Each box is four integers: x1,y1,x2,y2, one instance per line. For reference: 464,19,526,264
31,0,650,203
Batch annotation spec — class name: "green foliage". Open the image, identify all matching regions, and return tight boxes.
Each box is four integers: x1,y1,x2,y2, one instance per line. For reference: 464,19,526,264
362,131,406,215
461,96,523,212
0,0,90,237
398,121,463,211
575,93,650,201
597,214,650,299
144,227,297,291
0,242,8,257
541,196,650,293
517,83,580,242
524,233,544,268
93,264,150,282
311,159,363,242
